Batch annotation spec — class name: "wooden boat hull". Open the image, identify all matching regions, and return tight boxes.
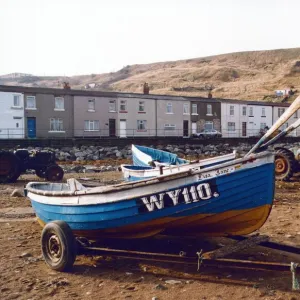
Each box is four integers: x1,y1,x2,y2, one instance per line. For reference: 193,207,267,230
27,152,275,239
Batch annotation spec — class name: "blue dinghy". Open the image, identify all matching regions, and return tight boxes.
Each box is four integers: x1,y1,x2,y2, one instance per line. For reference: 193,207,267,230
26,151,274,239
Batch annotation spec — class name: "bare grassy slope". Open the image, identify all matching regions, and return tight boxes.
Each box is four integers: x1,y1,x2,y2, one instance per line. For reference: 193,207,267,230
2,48,300,100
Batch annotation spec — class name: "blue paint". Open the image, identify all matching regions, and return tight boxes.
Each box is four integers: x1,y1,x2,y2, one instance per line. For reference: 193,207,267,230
29,162,275,232
27,118,36,138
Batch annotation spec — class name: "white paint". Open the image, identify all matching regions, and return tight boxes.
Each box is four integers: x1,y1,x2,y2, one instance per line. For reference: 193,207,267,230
192,122,197,134
0,92,25,139
119,120,127,138
247,105,272,137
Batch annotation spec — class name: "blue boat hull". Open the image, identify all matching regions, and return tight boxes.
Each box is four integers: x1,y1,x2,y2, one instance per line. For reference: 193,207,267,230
30,161,275,239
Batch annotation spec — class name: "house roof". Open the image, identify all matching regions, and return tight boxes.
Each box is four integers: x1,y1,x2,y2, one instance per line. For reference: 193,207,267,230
0,84,291,107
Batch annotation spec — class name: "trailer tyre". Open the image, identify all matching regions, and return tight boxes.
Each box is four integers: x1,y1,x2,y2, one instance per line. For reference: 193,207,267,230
0,152,21,183
45,165,64,182
275,148,297,182
35,168,46,179
41,221,77,272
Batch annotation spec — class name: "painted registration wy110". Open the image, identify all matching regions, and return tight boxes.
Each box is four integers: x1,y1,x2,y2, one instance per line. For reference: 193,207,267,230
138,180,219,213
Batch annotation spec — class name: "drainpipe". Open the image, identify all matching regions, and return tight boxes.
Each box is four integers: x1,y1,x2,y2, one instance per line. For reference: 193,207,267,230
155,98,157,137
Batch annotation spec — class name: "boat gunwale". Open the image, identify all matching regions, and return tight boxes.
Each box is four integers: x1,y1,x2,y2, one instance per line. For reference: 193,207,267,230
26,151,274,197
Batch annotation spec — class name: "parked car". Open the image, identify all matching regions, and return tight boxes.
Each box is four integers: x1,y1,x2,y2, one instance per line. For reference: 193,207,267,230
194,129,222,139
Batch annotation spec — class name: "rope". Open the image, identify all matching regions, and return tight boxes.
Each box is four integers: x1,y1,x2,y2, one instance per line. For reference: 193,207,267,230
196,250,203,271
291,262,300,290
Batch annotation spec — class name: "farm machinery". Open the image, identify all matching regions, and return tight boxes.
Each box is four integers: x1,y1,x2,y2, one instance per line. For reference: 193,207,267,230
0,149,64,183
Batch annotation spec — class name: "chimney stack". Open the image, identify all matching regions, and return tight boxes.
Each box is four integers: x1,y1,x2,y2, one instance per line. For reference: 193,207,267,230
143,82,149,94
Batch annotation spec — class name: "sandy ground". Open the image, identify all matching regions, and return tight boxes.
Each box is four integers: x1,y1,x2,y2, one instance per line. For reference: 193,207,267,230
1,172,300,300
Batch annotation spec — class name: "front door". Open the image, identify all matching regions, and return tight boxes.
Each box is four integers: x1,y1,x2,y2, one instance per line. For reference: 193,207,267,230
119,120,127,138
109,119,116,137
183,120,189,137
192,122,197,135
242,122,247,137
27,117,36,138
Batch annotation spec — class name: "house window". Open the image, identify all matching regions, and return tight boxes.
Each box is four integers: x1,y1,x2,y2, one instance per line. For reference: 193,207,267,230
192,104,197,114
109,100,116,112
164,124,176,130
120,100,127,111
242,106,246,116
13,95,21,107
16,123,19,128
183,103,189,114
249,107,253,116
260,123,267,129
294,111,298,118
137,120,147,130
228,122,235,131
278,108,285,117
262,107,266,117
50,118,63,131
166,102,173,114
26,96,36,109
138,101,145,112
205,121,213,130
54,97,64,110
207,104,212,115
230,105,234,116
88,99,95,111
84,120,99,131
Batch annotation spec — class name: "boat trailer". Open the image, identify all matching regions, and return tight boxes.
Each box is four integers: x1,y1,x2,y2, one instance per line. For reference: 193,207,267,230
74,234,300,290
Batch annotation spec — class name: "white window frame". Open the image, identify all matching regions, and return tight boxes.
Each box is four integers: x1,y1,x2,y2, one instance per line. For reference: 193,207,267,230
137,120,147,130
262,107,266,117
84,120,100,131
192,104,197,115
164,124,176,130
138,101,145,112
183,103,189,115
49,118,64,132
228,122,235,131
26,96,36,110
109,100,116,112
13,95,21,107
205,121,214,130
249,107,253,116
88,98,95,112
207,104,212,115
294,110,298,118
119,100,127,112
54,97,64,111
229,105,234,116
166,102,173,114
278,108,285,117
242,106,246,116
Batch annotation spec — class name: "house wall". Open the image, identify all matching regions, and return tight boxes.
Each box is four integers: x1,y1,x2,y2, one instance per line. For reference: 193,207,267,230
116,97,156,137
191,100,221,133
0,92,25,139
156,100,190,136
247,105,273,137
24,93,74,138
74,96,117,137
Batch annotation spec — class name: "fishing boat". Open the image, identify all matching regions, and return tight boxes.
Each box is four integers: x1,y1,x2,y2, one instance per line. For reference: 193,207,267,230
121,149,237,181
26,150,274,239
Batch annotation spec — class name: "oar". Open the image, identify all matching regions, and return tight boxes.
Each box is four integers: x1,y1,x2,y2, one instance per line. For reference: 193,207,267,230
261,118,300,148
246,95,300,156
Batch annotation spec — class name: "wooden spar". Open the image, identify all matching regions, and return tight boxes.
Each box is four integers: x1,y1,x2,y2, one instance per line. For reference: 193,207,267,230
261,118,300,148
246,95,300,156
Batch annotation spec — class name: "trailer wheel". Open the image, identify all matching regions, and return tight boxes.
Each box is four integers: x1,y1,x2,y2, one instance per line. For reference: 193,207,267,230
41,221,77,272
275,148,297,182
0,152,21,183
45,165,64,182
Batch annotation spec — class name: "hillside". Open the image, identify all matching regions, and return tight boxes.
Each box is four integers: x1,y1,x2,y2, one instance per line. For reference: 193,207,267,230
2,48,300,101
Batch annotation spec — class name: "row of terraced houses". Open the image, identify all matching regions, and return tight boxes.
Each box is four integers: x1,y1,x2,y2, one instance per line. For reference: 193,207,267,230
0,85,297,139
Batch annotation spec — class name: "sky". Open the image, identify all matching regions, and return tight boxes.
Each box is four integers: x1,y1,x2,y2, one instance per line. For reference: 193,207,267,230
1,0,300,76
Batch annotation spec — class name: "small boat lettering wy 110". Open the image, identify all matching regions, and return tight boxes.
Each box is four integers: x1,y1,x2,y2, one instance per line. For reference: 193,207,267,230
139,180,220,212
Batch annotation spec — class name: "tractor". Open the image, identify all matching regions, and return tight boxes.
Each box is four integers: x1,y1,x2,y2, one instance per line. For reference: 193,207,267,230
275,147,300,181
0,149,64,183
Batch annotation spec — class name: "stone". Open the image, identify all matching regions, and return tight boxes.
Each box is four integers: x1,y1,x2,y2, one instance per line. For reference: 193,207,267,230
11,189,24,197
20,252,32,258
154,284,167,290
165,280,182,285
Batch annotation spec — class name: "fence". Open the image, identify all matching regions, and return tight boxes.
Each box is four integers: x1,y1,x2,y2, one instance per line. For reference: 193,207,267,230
0,127,298,139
